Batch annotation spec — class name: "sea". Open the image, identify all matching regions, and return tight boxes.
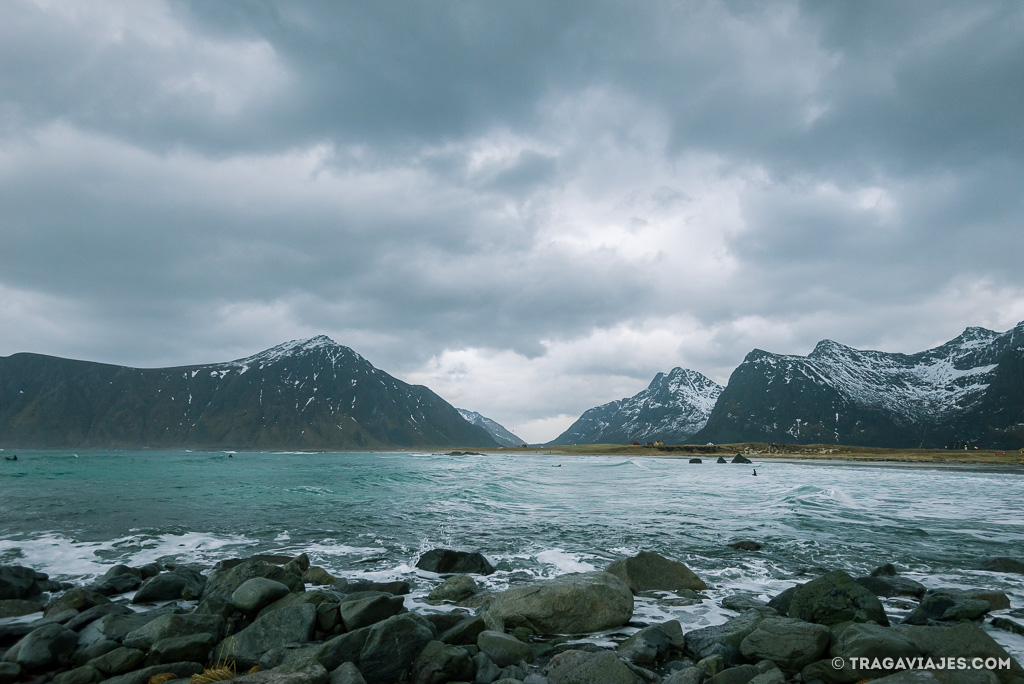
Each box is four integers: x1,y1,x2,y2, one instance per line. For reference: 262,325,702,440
1,450,1023,659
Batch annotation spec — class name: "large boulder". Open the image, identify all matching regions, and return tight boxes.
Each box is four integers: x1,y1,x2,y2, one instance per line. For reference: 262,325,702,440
0,565,62,600
415,549,494,575
99,661,204,684
486,572,633,634
338,593,405,631
617,624,671,665
0,599,43,618
75,609,177,649
789,570,889,626
215,603,317,670
232,658,329,684
855,575,927,599
477,630,534,667
428,575,479,602
902,591,991,625
122,613,225,651
201,559,304,605
686,608,772,667
3,623,79,671
44,588,111,616
358,613,435,684
544,649,637,684
132,566,206,603
829,622,922,680
232,577,292,615
605,551,707,592
897,622,1024,684
731,455,753,464
739,617,830,672
87,646,145,675
408,640,473,684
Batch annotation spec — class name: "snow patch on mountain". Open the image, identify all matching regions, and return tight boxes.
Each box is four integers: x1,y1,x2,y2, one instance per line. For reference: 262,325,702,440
457,409,524,447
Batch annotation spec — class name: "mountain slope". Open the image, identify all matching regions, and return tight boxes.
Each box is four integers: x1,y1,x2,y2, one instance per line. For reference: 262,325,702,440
457,409,525,447
693,323,1024,449
0,336,498,450
548,368,724,445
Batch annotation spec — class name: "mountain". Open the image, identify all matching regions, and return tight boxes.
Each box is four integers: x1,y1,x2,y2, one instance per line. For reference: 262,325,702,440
0,336,498,450
693,322,1024,449
548,368,724,445
457,409,525,447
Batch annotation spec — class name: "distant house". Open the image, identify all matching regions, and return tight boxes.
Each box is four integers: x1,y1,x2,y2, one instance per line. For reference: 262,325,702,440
631,441,641,446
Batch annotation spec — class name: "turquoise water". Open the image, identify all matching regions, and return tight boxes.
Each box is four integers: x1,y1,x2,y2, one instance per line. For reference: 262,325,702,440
2,450,1023,655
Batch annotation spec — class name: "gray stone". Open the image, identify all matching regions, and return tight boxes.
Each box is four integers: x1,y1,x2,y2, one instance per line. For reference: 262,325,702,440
739,617,830,672
686,609,771,667
257,589,340,620
979,558,1024,574
765,587,794,615
339,593,405,631
283,553,312,577
830,621,921,678
721,594,768,613
33,608,79,626
72,638,120,666
232,577,293,615
697,653,724,677
544,649,636,684
332,579,412,596
99,661,204,684
202,559,304,604
439,615,487,645
897,622,1024,684
45,587,111,616
801,658,860,684
486,572,633,635
747,671,784,684
309,626,371,671
303,567,338,586
122,612,225,650
358,613,434,683
605,551,707,592
215,602,317,669
87,645,145,675
75,609,172,648
428,574,479,602
0,598,43,618
53,665,101,684
991,617,1024,636
663,667,704,684
473,650,503,683
0,662,20,684
233,658,329,684
478,630,534,667
132,566,206,603
330,662,368,684
871,672,943,684
90,573,143,597
705,664,759,684
148,632,218,665
789,570,889,626
416,549,495,575
930,588,1010,611
617,624,670,665
0,565,59,600
903,591,991,625
3,622,79,671
64,602,134,631
855,575,927,599
408,640,473,684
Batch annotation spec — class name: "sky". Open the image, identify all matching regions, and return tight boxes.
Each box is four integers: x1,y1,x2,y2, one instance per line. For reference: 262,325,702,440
2,1,1023,443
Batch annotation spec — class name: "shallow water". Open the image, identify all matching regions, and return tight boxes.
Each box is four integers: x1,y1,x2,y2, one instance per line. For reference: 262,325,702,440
2,450,1022,656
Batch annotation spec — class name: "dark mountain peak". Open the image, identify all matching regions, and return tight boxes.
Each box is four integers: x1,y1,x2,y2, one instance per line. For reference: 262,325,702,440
230,336,366,370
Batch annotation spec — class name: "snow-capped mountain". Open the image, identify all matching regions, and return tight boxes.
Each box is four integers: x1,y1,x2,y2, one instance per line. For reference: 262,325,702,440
694,322,1024,448
547,368,724,445
0,336,497,450
457,409,525,447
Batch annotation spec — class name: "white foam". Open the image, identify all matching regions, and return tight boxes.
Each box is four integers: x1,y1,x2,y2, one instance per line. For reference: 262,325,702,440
536,549,596,574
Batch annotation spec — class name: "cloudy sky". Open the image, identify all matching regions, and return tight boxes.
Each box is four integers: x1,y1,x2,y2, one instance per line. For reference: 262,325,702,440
2,1,1023,442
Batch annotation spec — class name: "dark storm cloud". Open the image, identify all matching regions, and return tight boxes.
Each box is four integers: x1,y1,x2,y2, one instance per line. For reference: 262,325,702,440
1,0,1022,441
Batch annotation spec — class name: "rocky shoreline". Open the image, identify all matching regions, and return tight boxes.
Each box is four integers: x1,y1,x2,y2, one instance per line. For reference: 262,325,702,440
2,550,1023,684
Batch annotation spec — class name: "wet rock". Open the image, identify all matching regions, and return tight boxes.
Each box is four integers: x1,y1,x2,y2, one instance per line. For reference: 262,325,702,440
605,551,707,592
76,608,178,649
215,603,317,670
731,455,752,464
408,640,473,684
829,622,921,680
690,459,703,464
0,565,61,600
473,650,502,683
122,613,225,651
147,632,218,665
90,572,143,597
132,566,206,603
358,613,434,684
716,457,728,464
991,617,1024,636
283,553,311,577
257,589,339,619
721,594,768,613
747,669,784,684
765,587,794,614
428,574,479,602
87,645,145,675
870,672,943,684
663,667,704,684
333,578,412,596
416,549,495,575
99,661,204,684
0,599,43,618
338,592,404,631
72,638,120,666
706,664,759,684
871,563,898,577
686,609,771,667
897,622,1024,684
902,591,991,625
739,617,830,672
330,662,367,684
309,626,371,671
979,558,1024,574
933,588,1010,611
45,588,111,616
788,570,889,626
234,658,329,684
855,574,927,599
439,615,487,645
201,559,304,605
478,630,534,667
0,663,19,684
544,649,636,684
303,567,338,586
3,622,79,670
232,577,293,615
65,603,134,631
487,571,633,635
728,541,761,552
52,664,100,684
617,624,670,665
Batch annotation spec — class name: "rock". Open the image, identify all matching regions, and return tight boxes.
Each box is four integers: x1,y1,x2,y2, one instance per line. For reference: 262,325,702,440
871,672,943,684
76,609,175,648
933,588,1010,611
233,659,329,684
871,563,898,577
0,599,43,618
132,566,206,603
148,632,218,665
72,638,120,666
765,587,794,614
690,458,703,464
0,663,19,684
65,603,134,631
979,558,1024,574
408,640,474,684
731,455,752,464
747,669,784,684
991,617,1024,636
333,578,412,596
697,654,724,678
87,645,145,675
544,649,636,684
439,615,487,645
686,609,771,667
487,571,633,634
663,667,704,684
428,575,479,602
283,553,311,577
122,613,225,651
855,575,927,599
829,622,921,680
605,551,707,592
739,617,830,672
788,570,889,626
4,622,80,671
232,577,293,615
898,622,1024,684
902,591,991,625
617,624,670,665
52,664,100,684
415,549,495,575
728,541,761,552
706,664,759,684
478,630,534,667
358,613,434,684
0,565,60,600
257,589,340,619
45,588,111,616
473,650,503,683
339,593,405,631
303,567,338,586
716,457,728,464
721,594,768,613
330,662,368,684
215,603,317,670
201,559,304,604
309,626,372,671
90,573,143,597
99,661,204,684
316,601,341,633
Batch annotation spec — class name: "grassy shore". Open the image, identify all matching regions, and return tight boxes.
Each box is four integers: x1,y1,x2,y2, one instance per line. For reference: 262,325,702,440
481,441,1024,465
